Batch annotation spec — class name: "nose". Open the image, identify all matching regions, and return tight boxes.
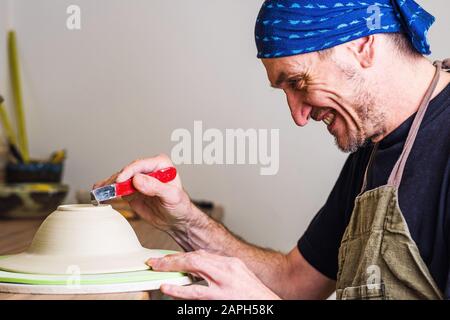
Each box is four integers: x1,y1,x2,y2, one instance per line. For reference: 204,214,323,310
285,89,312,127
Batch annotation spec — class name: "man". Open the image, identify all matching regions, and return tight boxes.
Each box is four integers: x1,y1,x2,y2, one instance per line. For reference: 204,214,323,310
94,0,450,299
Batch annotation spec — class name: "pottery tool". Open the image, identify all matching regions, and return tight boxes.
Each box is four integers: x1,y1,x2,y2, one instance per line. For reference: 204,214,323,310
8,30,29,162
91,167,177,204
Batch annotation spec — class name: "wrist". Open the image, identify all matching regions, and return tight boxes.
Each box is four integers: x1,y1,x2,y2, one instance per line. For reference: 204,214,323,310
167,203,214,251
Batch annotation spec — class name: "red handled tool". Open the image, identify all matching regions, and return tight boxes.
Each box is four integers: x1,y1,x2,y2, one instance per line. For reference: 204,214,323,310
90,167,177,204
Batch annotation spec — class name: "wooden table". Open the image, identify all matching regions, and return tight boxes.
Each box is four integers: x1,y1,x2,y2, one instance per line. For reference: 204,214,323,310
0,218,182,300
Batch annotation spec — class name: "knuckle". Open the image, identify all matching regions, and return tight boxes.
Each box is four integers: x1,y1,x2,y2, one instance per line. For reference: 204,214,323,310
158,153,169,161
156,258,169,269
131,158,144,166
136,177,151,192
185,253,195,263
143,174,157,186
186,255,200,269
158,153,173,164
229,257,245,270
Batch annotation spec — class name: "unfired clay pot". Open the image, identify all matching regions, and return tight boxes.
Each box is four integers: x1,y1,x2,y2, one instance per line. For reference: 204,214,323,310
0,204,166,275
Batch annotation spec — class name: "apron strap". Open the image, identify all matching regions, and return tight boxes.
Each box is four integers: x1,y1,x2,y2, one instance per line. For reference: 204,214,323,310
387,61,443,188
359,142,379,194
360,60,447,194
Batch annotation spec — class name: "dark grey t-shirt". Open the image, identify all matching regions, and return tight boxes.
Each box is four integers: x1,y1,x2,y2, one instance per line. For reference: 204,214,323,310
298,83,450,298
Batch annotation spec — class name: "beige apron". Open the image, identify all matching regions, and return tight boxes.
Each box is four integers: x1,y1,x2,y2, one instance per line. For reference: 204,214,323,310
336,60,450,300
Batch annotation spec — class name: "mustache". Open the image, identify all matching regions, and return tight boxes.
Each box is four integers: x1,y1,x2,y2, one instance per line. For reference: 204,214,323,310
310,107,333,121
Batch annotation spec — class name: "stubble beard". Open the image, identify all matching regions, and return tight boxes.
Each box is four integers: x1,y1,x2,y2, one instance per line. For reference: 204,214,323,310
333,64,387,153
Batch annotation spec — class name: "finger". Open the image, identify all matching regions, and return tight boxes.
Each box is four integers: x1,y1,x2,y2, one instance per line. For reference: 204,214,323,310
116,155,173,183
132,174,181,202
148,254,205,280
146,254,187,272
147,251,222,282
163,252,248,285
147,253,204,274
160,284,209,300
147,255,203,278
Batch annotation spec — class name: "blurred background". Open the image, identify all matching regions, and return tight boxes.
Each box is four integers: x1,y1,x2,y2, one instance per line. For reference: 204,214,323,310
0,0,448,252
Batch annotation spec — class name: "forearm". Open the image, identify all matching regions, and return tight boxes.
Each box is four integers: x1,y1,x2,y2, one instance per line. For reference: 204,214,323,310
99,155,334,299
167,205,293,297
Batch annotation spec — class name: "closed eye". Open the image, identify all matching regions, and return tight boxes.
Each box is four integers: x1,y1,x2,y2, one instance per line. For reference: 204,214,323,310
288,77,307,91
270,72,309,90
288,79,300,89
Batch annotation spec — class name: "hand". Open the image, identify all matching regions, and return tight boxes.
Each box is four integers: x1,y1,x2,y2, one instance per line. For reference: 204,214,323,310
93,154,196,233
147,250,280,300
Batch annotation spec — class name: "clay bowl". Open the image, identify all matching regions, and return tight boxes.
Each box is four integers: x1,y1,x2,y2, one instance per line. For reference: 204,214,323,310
0,204,166,275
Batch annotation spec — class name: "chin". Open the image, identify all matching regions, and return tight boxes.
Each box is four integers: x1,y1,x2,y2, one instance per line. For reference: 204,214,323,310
334,138,356,153
334,131,365,153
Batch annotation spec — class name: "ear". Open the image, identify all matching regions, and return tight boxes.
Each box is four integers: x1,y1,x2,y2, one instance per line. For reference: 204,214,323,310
347,35,376,68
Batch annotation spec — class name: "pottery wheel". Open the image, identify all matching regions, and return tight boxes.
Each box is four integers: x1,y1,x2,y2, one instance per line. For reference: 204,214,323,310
0,268,192,294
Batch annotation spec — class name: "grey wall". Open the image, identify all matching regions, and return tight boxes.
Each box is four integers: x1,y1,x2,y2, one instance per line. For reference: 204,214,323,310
0,0,448,252
0,0,10,100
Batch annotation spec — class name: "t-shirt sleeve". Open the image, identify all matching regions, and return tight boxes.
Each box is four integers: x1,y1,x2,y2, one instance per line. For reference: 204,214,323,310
297,152,366,280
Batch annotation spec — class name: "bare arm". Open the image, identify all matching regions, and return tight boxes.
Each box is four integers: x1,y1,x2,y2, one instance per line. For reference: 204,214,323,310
169,206,335,299
94,155,335,299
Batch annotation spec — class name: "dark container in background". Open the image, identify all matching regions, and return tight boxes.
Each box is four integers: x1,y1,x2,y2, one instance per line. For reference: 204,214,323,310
5,161,64,183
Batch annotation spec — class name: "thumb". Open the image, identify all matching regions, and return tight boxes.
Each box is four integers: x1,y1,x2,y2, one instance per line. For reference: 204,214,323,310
133,174,181,202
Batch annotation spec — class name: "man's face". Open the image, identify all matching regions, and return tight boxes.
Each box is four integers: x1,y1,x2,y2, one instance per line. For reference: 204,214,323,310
262,51,386,152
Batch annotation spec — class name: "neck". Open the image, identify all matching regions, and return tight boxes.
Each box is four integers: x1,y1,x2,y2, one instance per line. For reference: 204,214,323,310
371,56,445,143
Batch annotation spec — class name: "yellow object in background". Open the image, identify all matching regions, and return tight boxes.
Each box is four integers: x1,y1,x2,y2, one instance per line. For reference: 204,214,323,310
8,30,29,162
49,149,66,164
0,98,24,163
0,101,18,147
29,184,54,192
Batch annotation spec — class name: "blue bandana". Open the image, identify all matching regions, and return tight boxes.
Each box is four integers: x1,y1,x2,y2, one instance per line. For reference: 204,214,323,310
255,0,435,58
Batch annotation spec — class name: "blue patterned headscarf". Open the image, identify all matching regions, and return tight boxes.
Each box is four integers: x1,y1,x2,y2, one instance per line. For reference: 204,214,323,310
255,0,435,58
